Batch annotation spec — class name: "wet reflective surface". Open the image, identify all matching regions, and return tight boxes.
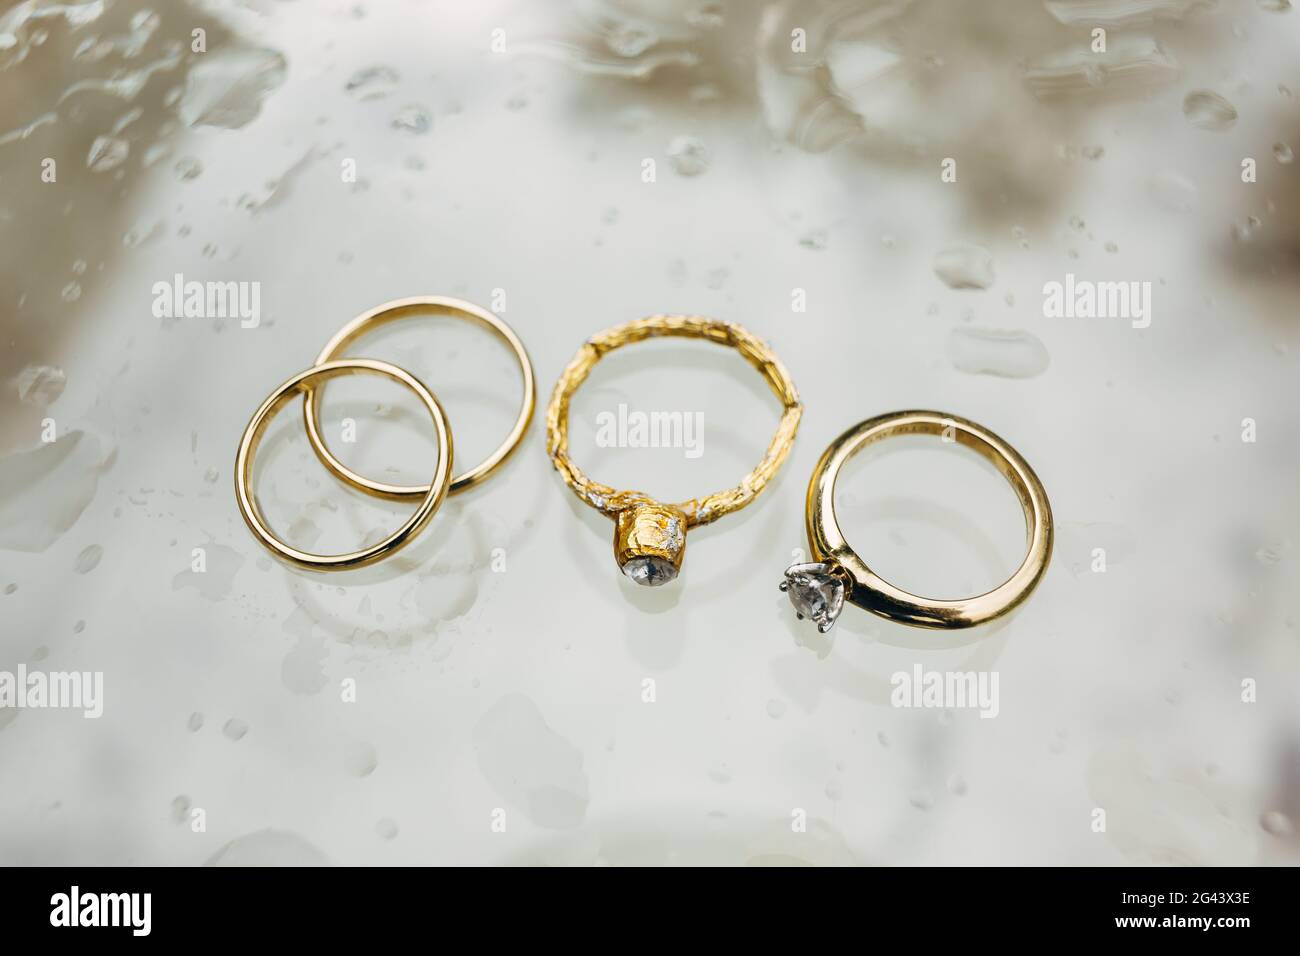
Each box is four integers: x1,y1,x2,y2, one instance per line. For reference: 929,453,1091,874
1,0,1298,865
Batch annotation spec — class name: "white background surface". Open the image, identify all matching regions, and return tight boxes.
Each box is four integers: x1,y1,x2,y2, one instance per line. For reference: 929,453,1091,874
1,0,1297,865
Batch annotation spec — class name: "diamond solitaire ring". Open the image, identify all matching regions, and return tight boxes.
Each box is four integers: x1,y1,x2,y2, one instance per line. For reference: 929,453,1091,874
547,315,802,587
782,411,1053,631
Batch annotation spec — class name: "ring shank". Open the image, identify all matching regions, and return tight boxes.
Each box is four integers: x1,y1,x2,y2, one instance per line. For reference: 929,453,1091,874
236,359,453,571
807,411,1052,628
545,314,802,527
304,296,534,500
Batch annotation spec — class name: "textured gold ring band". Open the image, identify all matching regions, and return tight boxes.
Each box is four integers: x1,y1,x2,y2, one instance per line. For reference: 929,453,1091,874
305,296,534,501
547,315,802,586
235,359,453,571
783,411,1052,630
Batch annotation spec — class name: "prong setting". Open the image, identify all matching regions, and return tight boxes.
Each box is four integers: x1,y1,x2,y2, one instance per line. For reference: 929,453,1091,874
779,561,846,633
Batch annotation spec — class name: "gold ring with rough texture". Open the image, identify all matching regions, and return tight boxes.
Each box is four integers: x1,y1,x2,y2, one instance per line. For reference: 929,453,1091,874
546,314,802,587
305,296,534,501
780,410,1052,631
236,359,453,571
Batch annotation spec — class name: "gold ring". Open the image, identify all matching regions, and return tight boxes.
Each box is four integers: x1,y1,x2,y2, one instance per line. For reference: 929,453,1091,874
304,296,534,500
547,315,802,586
235,359,453,571
781,411,1052,631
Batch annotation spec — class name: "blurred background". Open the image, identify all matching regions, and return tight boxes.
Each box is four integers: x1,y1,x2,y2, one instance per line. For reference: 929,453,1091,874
0,0,1297,865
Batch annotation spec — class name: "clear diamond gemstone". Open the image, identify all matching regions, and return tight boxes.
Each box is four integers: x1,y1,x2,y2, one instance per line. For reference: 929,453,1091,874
622,555,679,587
780,562,845,632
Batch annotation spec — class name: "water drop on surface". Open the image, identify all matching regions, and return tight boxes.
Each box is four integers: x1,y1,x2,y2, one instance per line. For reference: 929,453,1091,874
222,718,249,741
947,327,1050,379
345,66,400,99
174,156,202,181
1274,142,1294,164
376,817,399,840
606,23,657,58
766,699,787,719
391,104,432,134
799,229,827,250
1260,810,1293,836
1182,90,1238,131
74,544,103,574
933,244,996,290
667,135,710,176
15,364,66,406
187,712,204,732
87,136,128,172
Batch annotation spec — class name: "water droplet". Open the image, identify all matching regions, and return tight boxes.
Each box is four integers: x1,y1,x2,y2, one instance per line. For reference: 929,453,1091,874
766,698,787,719
1254,541,1288,565
947,773,968,796
1182,90,1238,131
908,789,934,810
174,156,202,181
345,65,400,99
187,712,204,732
86,135,128,172
15,364,66,406
376,817,399,840
1257,0,1291,11
667,135,710,176
4,583,16,595
203,467,219,484
687,2,725,29
933,243,996,290
1274,142,1294,164
391,103,432,134
799,229,828,250
343,740,378,778
222,717,249,741
1082,144,1105,159
1260,810,1293,836
171,795,191,823
1232,215,1261,242
74,544,103,574
947,327,1050,379
1105,241,1118,253
179,46,287,129
61,281,82,302
606,23,657,58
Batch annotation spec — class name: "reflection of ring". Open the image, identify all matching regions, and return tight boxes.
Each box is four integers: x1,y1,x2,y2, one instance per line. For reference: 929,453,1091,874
235,359,453,571
304,296,534,500
546,315,802,587
780,411,1052,632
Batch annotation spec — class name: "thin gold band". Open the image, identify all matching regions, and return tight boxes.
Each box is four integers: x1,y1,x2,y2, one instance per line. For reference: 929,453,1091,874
235,359,453,571
547,315,801,586
305,296,534,501
803,411,1052,629
546,315,802,525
